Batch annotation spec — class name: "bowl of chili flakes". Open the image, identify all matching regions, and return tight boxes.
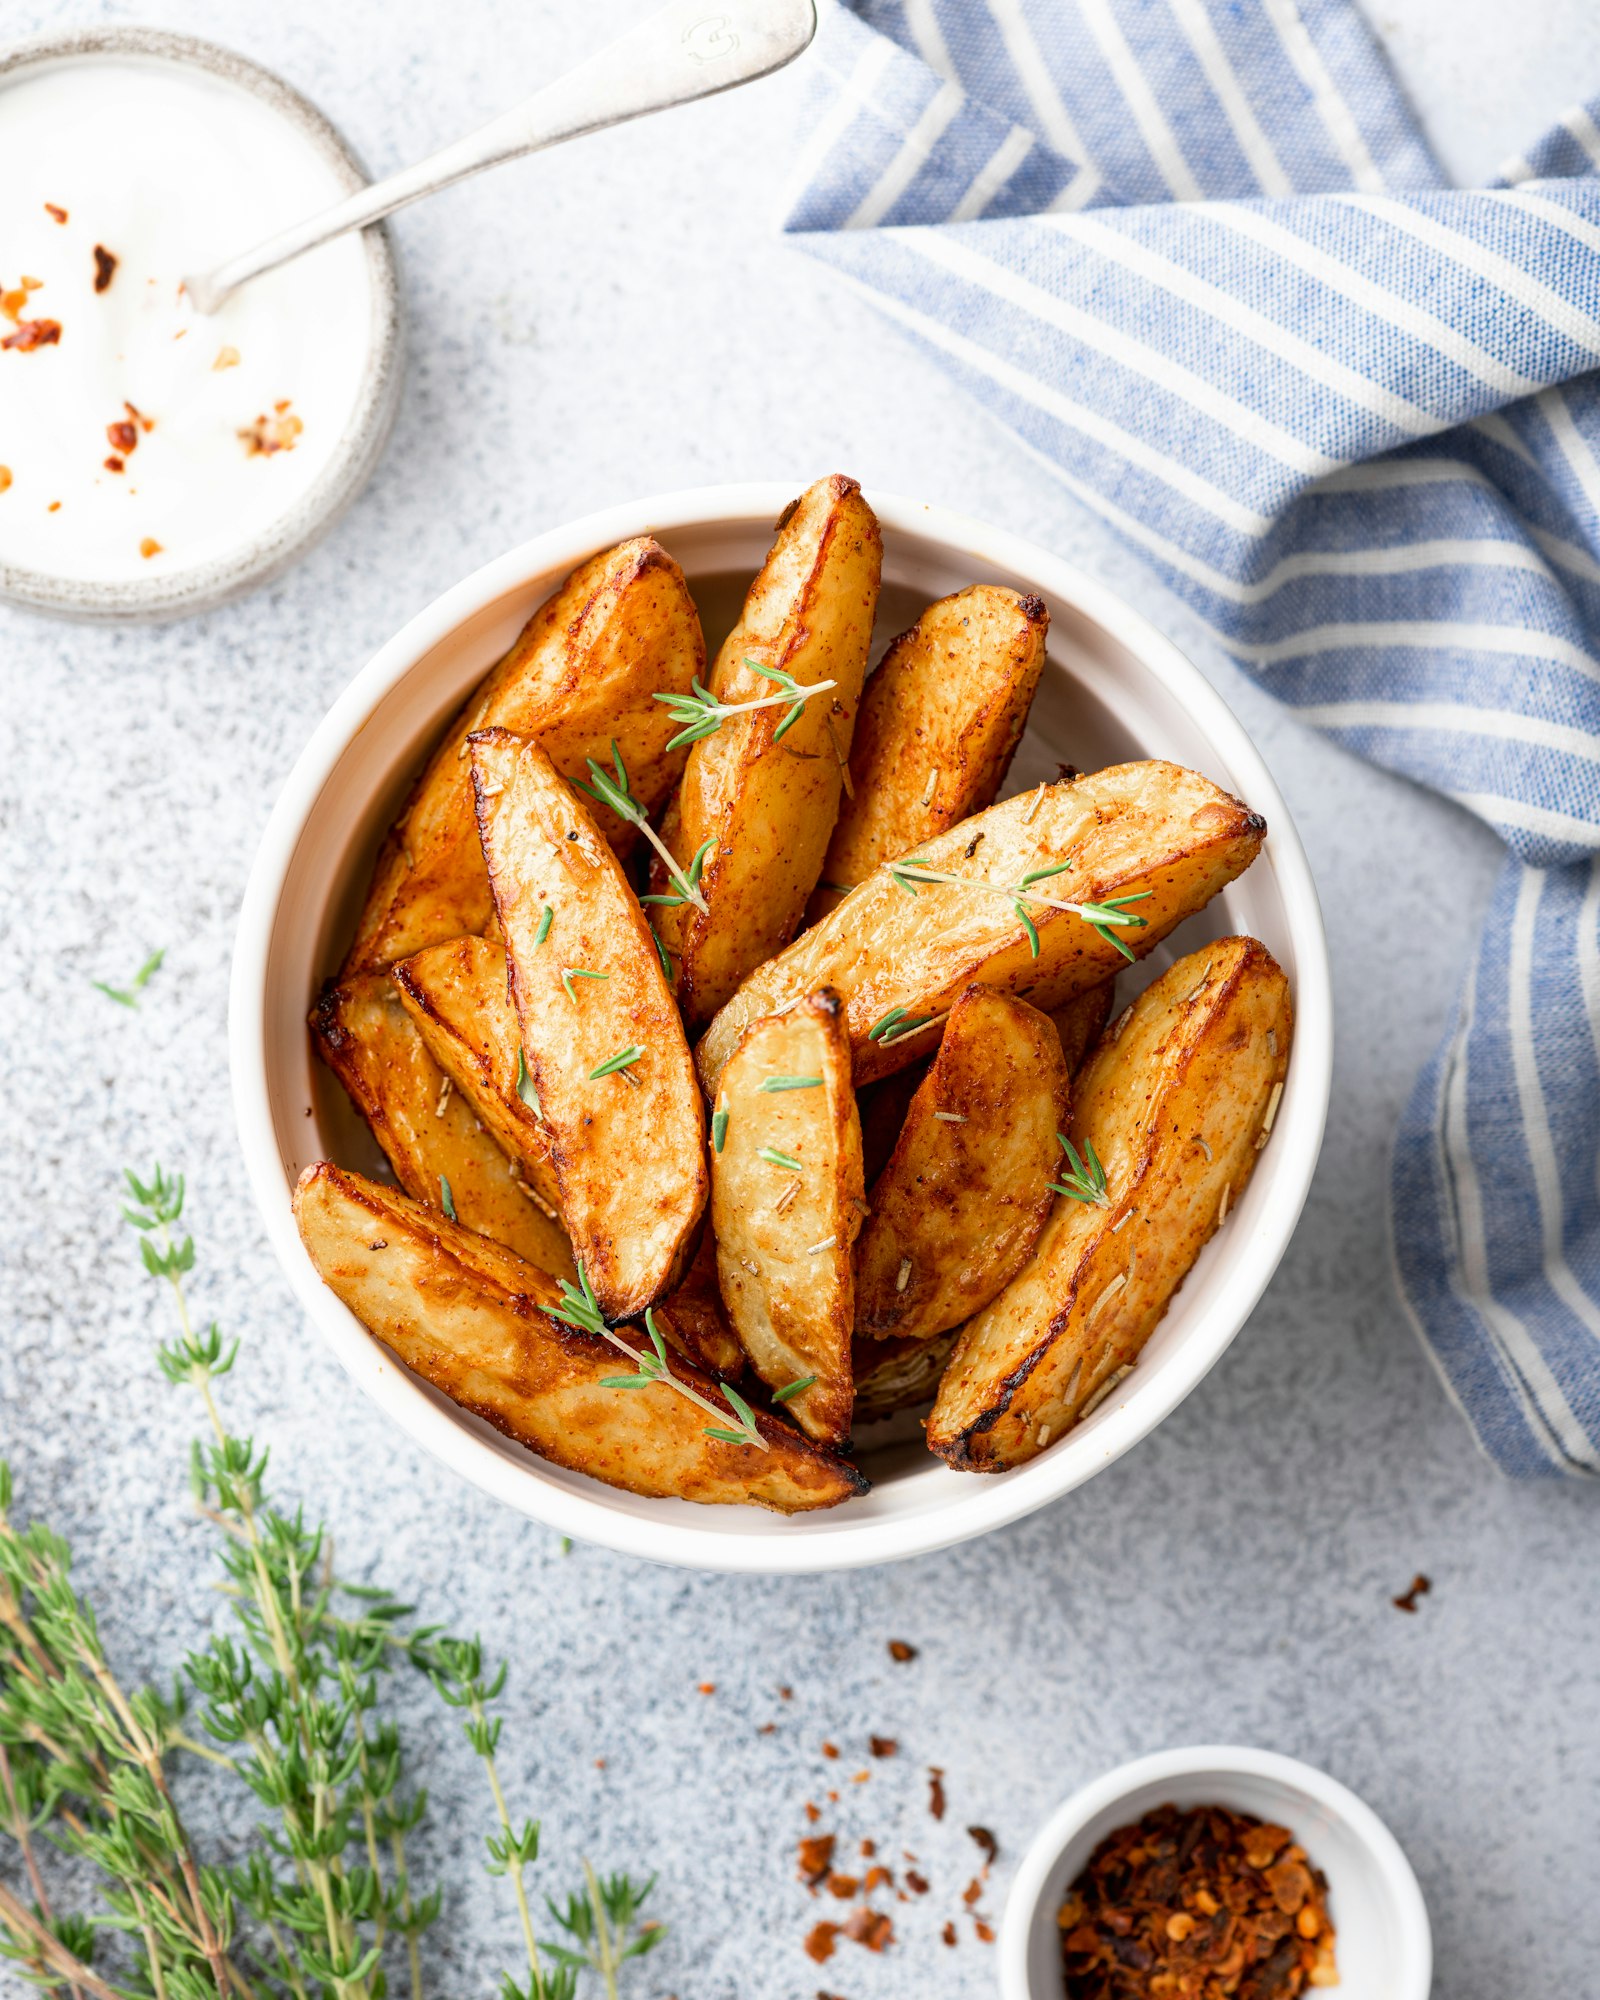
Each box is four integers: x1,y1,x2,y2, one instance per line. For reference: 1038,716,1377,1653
1000,1745,1431,2000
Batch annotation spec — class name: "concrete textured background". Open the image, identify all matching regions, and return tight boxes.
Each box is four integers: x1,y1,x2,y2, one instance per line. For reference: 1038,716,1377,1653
3,2,1599,1995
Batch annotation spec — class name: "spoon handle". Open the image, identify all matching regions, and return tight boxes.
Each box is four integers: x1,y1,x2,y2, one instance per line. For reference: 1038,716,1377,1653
186,0,817,313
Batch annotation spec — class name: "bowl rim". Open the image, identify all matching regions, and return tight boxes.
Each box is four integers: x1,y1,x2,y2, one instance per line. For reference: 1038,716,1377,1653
0,24,404,625
998,1744,1433,2000
229,480,1333,1573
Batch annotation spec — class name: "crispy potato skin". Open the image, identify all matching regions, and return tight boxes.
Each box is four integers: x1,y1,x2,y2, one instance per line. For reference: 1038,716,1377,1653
472,730,705,1319
853,1329,959,1425
697,761,1266,1095
808,585,1048,925
927,938,1292,1470
308,973,574,1277
1049,980,1117,1076
392,935,562,1214
710,990,864,1446
294,1165,865,1513
652,1223,746,1380
855,986,1069,1342
345,538,704,973
654,476,882,1025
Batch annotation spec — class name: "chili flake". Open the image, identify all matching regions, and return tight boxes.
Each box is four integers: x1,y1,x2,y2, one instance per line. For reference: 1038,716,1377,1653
1057,1802,1338,1997
869,1735,898,1758
1393,1573,1431,1613
92,245,118,293
888,1639,917,1662
107,419,139,455
0,467,11,494
44,202,67,223
139,538,162,559
928,1768,947,1820
798,1834,835,1886
239,402,304,456
2,318,62,351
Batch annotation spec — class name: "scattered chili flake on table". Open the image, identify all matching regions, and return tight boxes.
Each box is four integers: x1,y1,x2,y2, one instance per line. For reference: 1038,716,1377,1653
869,1735,898,1757
969,1825,999,1864
139,537,162,559
822,1741,840,1760
1393,1573,1431,1613
827,1874,860,1899
928,1767,947,1820
1057,1802,1338,1998
804,1922,839,1964
888,1639,918,1662
799,1834,836,1886
941,1921,958,1947
107,418,139,455
1,318,61,351
92,244,118,292
44,202,67,223
697,1680,716,1694
974,1919,996,1944
842,1908,894,1952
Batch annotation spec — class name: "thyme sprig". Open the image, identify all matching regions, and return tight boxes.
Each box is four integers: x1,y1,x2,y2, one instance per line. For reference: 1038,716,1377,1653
91,947,164,1009
571,743,710,915
885,858,1153,962
549,1267,783,1452
1050,1134,1110,1207
0,1165,664,2000
653,658,837,750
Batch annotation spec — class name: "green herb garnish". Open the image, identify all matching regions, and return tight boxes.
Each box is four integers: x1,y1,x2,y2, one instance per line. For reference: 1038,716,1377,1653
516,1044,542,1116
712,1105,729,1153
534,902,554,947
1050,1134,1110,1207
758,1075,823,1092
560,965,610,1003
91,946,164,1008
771,1374,818,1404
440,1173,458,1220
757,1146,803,1172
589,1045,644,1081
653,657,838,750
572,741,710,913
884,858,1152,964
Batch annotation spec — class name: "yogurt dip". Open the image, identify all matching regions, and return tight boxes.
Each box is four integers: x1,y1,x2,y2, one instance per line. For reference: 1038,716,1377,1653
0,47,386,599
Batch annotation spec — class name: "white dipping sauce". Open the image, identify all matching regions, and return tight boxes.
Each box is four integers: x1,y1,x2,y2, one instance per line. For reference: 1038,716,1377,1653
0,57,375,585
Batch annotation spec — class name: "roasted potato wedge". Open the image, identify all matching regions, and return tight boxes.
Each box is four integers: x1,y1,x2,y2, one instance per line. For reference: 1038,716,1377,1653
653,475,882,1025
857,1060,930,1187
927,938,1292,1470
808,585,1048,924
710,990,864,1446
1049,980,1117,1076
346,537,704,973
472,728,706,1319
698,761,1266,1095
853,1330,959,1425
309,973,574,1277
294,1164,865,1513
855,985,1069,1342
392,935,561,1214
652,1224,745,1380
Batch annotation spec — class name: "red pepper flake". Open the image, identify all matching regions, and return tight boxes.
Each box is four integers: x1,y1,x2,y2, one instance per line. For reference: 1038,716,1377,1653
906,1870,930,1896
850,1770,871,1785
593,1757,606,1770
779,1685,794,1700
44,202,67,224
962,1877,984,1907
968,1825,999,1865
821,1742,840,1760
941,1922,958,1947
928,1768,947,1821
92,245,118,293
125,400,154,433
2,319,62,351
0,466,11,493
826,1789,840,1804
804,1801,821,1824
1393,1573,1431,1613
803,1922,838,1964
863,1865,893,1893
239,402,303,456
139,537,162,559
48,500,61,512
697,1681,716,1695
798,1834,835,1886
888,1639,917,1663
974,1919,996,1944
1057,1802,1338,1998
107,420,139,455
841,1908,894,1953
1,288,29,321
103,456,125,473
869,1735,898,1758
826,1874,859,1900
859,1839,876,1858
757,1723,777,1736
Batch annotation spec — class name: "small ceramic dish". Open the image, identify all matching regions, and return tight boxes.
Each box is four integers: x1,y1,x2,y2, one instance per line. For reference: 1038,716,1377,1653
230,484,1332,1573
0,27,402,623
1001,1745,1432,2000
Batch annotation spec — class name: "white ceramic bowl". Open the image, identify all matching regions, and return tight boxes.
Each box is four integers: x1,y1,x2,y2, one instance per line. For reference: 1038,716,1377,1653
230,483,1332,1572
0,27,403,623
1001,1746,1432,1999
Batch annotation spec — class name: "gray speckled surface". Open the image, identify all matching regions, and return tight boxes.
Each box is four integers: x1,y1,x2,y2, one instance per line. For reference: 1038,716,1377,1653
3,4,1599,1996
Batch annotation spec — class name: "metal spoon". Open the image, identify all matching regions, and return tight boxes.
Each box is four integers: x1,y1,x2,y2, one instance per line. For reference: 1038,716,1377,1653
184,0,817,315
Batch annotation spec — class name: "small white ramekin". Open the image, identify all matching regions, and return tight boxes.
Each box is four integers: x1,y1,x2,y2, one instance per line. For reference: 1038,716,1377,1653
0,27,403,623
230,484,1332,1572
1001,1746,1432,2000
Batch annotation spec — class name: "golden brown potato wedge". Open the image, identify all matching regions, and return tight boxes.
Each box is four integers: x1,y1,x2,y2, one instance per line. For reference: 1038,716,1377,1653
653,476,882,1025
471,729,705,1319
294,1164,865,1513
927,938,1292,1470
808,585,1048,924
698,761,1266,1095
392,935,561,1215
652,1225,745,1380
855,985,1069,1342
309,974,574,1277
710,990,864,1446
1049,980,1117,1076
853,1330,959,1425
346,537,704,973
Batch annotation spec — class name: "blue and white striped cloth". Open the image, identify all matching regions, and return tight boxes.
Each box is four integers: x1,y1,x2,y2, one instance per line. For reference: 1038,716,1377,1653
781,0,1600,1476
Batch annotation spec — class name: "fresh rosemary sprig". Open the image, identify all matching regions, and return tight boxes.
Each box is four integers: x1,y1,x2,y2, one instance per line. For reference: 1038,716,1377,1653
1050,1134,1110,1207
588,1046,643,1082
560,966,610,1004
517,1046,543,1117
771,1376,818,1405
885,857,1153,962
549,1267,781,1451
758,1075,821,1092
866,1004,936,1047
91,946,164,1009
711,1105,729,1153
653,658,837,750
571,742,710,915
534,905,554,947
757,1146,803,1172
440,1173,458,1220
0,1165,665,2000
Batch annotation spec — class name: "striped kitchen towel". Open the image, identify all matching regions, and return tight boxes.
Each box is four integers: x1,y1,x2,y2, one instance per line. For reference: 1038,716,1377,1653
781,0,1600,1476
